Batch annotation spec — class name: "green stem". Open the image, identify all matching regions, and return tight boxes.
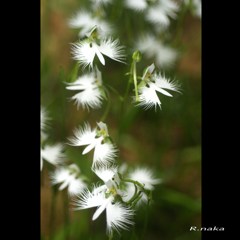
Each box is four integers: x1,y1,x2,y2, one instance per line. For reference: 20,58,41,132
100,90,111,122
133,61,139,102
121,178,145,189
109,231,114,240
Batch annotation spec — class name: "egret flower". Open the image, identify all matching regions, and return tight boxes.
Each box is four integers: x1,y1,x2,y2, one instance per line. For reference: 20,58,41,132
75,166,134,235
41,143,65,170
51,164,87,196
137,64,180,110
136,34,178,68
71,31,125,69
68,122,117,167
66,69,105,110
124,0,148,11
146,0,179,29
69,11,112,38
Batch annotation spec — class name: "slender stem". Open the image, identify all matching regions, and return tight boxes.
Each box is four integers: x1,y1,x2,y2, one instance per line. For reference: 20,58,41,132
109,231,114,240
142,205,149,240
121,178,145,189
100,90,111,122
133,61,139,102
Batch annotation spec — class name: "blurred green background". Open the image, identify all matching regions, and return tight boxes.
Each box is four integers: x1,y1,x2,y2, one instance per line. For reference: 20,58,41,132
41,0,201,239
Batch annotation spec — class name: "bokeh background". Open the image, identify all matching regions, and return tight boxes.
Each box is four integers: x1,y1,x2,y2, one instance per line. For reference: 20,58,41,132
41,0,201,239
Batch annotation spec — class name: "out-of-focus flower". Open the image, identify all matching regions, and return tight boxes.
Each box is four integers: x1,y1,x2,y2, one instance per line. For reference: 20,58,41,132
124,0,148,11
123,167,161,204
137,34,178,68
68,122,117,167
91,0,112,7
51,164,87,196
66,69,105,110
69,11,112,38
41,143,65,170
146,0,179,29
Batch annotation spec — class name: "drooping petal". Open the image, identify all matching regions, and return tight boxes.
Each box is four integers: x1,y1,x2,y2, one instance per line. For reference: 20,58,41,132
93,43,105,65
92,197,112,221
106,202,134,234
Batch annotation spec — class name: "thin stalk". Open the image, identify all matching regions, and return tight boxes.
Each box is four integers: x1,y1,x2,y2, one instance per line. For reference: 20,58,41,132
100,90,111,122
133,61,139,102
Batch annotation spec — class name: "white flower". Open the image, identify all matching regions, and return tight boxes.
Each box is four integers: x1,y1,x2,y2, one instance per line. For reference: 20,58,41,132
146,0,179,29
71,37,125,69
128,167,161,190
41,143,65,170
91,0,112,7
68,11,112,38
137,64,180,109
124,0,148,11
68,122,117,167
136,34,178,68
123,167,161,204
75,166,134,234
66,69,104,110
51,164,87,196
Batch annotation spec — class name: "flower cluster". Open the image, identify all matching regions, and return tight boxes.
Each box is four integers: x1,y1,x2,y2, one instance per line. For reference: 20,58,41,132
41,0,191,237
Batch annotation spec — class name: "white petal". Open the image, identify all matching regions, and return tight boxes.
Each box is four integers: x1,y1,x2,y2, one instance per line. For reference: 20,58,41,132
93,44,105,65
75,188,106,210
99,38,125,63
129,167,161,190
93,165,118,182
154,86,173,97
92,197,112,221
71,41,96,69
93,142,118,166
106,202,134,234
68,123,96,146
82,141,97,155
138,85,161,110
154,73,180,92
70,88,103,110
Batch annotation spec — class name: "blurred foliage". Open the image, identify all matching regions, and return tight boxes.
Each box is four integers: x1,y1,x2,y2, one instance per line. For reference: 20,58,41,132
41,0,201,239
